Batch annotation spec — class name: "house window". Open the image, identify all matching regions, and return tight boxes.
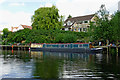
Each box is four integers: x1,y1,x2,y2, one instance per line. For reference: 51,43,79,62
78,28,82,32
65,28,69,31
87,26,90,28
74,29,76,31
78,28,80,32
80,28,82,32
68,28,71,30
67,21,72,25
62,28,65,30
83,28,87,32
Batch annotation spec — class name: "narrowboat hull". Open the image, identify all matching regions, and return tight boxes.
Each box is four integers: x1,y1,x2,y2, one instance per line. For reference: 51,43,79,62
30,43,103,53
30,47,91,53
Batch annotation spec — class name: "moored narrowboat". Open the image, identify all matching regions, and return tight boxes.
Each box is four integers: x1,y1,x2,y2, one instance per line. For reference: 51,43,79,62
30,43,103,53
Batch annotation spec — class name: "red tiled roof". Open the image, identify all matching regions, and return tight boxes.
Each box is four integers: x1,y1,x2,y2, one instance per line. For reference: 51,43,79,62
11,27,18,29
11,27,19,32
21,25,32,29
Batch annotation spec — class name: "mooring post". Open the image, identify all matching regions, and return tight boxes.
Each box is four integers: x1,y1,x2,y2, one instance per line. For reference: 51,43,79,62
116,40,119,56
116,47,118,56
107,47,109,54
18,46,20,50
24,46,25,50
106,40,109,54
12,45,13,50
107,51,109,63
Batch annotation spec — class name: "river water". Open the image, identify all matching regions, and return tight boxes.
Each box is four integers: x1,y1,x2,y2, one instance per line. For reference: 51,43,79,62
0,50,120,80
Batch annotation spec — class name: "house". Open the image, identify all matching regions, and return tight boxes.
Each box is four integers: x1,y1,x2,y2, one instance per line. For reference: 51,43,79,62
11,24,32,32
63,14,97,32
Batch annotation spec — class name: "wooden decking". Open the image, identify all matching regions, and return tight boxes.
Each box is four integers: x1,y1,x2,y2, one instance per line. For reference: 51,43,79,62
94,46,120,48
1,78,41,80
94,46,120,54
0,45,30,50
0,45,29,47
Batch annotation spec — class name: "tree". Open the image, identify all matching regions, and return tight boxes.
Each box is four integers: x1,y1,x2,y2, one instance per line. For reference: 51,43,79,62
26,29,48,43
110,11,120,44
2,28,9,44
7,32,15,43
89,4,112,45
32,5,63,30
7,28,31,43
2,28,9,39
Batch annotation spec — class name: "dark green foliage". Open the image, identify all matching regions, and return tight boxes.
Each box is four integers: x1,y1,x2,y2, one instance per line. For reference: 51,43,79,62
2,28,9,39
7,28,89,43
110,48,117,55
7,32,15,43
7,28,31,43
88,4,120,46
93,19,112,41
110,11,120,41
26,29,78,43
26,29,48,43
89,5,120,44
92,4,111,41
2,28,10,44
55,33,77,43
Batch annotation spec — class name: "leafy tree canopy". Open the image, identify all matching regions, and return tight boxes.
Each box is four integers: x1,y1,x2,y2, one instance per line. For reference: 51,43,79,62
89,4,120,45
89,4,111,42
32,5,63,30
110,11,120,41
2,28,9,39
7,28,31,43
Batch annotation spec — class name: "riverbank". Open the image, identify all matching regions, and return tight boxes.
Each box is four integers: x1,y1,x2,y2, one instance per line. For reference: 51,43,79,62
0,44,120,54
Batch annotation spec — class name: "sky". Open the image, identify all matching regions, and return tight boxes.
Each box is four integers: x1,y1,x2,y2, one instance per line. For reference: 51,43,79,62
0,0,119,30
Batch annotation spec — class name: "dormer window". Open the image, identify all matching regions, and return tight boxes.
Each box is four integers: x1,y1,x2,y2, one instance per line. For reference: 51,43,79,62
84,21,88,23
67,21,71,25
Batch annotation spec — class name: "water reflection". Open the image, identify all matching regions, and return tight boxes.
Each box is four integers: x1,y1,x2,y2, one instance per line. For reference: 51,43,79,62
33,53,62,79
0,50,120,80
0,50,33,79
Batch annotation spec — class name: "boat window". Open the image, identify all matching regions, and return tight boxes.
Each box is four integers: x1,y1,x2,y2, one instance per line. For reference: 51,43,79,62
65,45,68,47
83,44,89,48
73,44,78,48
79,44,83,47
